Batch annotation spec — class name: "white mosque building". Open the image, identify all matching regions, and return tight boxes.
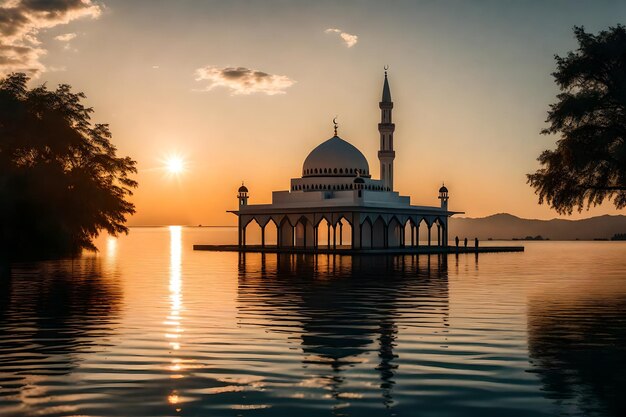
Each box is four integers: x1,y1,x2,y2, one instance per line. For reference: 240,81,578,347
230,70,462,252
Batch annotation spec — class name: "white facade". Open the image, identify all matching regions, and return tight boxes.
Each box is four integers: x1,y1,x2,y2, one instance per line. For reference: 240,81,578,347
230,71,461,251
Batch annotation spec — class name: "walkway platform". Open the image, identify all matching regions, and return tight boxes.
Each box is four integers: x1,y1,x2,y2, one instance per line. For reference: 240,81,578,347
192,245,524,255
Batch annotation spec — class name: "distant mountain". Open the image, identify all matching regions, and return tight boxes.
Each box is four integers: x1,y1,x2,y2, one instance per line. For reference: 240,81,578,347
449,213,626,241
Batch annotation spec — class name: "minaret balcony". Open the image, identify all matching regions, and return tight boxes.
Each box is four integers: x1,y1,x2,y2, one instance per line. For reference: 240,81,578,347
378,150,396,159
378,123,395,132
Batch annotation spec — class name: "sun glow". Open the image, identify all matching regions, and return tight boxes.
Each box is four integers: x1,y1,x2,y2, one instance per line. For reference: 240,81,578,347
165,155,185,174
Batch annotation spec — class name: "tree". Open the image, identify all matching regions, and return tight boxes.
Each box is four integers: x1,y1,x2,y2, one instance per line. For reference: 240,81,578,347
528,25,626,214
0,73,137,259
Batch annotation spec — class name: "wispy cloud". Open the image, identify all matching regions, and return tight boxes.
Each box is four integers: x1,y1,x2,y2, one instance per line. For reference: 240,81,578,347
325,28,358,48
55,32,76,42
0,0,102,76
195,65,296,96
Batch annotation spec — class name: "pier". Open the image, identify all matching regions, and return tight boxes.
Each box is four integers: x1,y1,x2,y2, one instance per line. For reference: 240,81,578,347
193,244,524,255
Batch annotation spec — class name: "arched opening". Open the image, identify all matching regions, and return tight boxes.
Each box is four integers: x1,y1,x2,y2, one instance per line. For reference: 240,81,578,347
278,217,294,248
360,218,373,248
295,216,314,248
417,218,431,246
264,219,278,246
316,217,331,248
243,219,262,246
434,217,447,247
404,218,416,247
387,217,403,248
335,216,352,248
372,216,386,248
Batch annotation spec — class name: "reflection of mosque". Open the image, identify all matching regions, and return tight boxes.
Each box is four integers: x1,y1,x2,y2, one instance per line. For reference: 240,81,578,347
237,253,450,409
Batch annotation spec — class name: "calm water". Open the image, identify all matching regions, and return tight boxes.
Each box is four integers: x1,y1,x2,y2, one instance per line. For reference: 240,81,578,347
1,227,625,417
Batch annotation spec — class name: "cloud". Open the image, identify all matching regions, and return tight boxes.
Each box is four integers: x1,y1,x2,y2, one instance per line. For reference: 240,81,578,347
195,65,296,96
324,28,358,48
54,32,76,42
0,42,45,74
0,0,101,76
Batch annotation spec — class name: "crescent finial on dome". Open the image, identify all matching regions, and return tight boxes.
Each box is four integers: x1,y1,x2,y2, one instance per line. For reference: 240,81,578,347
333,116,338,136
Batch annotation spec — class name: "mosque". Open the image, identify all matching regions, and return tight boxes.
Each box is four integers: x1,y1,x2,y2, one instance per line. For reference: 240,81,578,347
230,70,461,252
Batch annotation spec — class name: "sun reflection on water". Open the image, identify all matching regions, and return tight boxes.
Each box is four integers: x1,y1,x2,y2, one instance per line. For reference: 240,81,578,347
167,226,184,411
105,236,117,266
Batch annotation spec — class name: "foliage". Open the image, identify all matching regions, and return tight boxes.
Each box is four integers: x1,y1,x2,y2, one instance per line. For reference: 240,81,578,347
0,73,137,259
528,25,626,214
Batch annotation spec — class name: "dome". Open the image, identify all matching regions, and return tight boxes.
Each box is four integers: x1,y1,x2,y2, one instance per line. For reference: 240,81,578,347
302,136,370,178
439,185,448,193
238,184,248,193
353,177,365,184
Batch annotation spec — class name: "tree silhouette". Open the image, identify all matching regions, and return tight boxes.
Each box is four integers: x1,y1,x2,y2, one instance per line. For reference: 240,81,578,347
0,73,137,259
528,25,626,214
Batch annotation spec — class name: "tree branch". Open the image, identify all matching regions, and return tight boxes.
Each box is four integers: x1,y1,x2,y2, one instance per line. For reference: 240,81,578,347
585,186,626,190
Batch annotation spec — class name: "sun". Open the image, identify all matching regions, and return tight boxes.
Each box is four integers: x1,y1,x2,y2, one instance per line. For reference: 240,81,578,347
165,155,185,174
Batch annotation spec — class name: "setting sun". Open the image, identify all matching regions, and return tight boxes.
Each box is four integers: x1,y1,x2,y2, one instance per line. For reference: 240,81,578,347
165,155,185,174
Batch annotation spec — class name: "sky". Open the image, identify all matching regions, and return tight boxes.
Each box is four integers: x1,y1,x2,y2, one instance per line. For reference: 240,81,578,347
2,0,626,225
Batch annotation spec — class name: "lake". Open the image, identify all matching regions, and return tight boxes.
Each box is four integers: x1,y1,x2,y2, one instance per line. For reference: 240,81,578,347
1,227,625,417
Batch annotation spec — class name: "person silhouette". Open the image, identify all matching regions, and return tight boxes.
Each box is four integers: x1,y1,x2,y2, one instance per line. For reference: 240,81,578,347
455,236,459,248
474,237,479,250
464,238,468,248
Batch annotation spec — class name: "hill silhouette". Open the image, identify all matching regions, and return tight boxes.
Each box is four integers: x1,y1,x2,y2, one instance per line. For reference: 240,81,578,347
450,214,626,241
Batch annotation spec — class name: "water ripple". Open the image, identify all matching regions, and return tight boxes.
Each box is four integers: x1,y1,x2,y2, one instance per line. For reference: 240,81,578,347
0,230,625,416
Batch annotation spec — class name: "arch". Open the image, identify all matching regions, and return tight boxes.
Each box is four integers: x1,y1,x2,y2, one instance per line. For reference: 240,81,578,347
387,216,403,248
278,216,294,248
263,217,278,246
372,216,386,248
415,217,429,246
360,216,373,249
334,216,352,248
317,217,331,248
404,217,417,247
295,216,315,248
242,217,262,246
315,214,332,228
434,216,447,247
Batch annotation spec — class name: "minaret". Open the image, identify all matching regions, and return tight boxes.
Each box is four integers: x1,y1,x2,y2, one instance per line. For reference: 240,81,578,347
438,184,449,211
378,67,395,191
238,182,249,206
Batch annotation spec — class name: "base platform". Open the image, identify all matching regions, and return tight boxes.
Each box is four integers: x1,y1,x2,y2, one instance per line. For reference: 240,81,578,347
192,245,524,255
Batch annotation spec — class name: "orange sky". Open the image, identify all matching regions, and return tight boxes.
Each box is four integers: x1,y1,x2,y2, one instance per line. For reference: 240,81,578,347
2,0,625,225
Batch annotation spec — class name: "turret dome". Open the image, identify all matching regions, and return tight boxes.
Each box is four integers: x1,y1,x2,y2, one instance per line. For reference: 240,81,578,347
302,136,370,178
